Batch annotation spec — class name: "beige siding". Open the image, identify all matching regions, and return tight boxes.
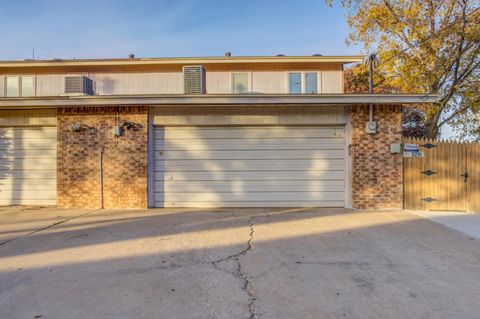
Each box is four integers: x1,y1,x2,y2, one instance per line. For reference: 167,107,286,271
3,69,344,96
206,72,231,94
153,126,345,208
152,105,346,126
91,72,183,95
37,74,67,96
321,71,343,93
0,109,57,126
252,72,285,93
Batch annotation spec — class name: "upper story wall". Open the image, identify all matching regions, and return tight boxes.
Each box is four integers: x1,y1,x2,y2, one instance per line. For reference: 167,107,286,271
0,58,353,97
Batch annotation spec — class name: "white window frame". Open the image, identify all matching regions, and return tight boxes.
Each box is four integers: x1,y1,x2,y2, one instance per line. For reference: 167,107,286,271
231,72,252,94
287,71,321,94
4,75,36,97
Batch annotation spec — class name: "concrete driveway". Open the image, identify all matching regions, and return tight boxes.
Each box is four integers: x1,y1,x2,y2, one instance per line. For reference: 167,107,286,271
0,207,479,319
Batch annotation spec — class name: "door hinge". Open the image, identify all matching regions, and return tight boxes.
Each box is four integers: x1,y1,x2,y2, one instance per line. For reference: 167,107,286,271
421,143,437,149
421,170,437,176
421,197,437,203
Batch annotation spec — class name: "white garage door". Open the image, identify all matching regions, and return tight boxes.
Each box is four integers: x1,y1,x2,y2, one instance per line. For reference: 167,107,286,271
0,127,57,206
153,126,345,208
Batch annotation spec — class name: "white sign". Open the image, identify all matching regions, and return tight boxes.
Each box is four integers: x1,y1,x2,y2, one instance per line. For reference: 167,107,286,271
403,143,423,157
404,143,420,152
403,151,424,158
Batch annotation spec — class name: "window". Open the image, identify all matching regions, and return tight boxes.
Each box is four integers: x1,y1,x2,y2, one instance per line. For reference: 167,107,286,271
6,76,19,97
21,76,35,96
5,76,35,97
232,73,249,93
288,73,302,94
288,72,319,94
305,72,318,94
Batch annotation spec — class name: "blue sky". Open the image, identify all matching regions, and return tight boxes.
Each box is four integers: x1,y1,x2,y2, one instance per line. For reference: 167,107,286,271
0,0,361,60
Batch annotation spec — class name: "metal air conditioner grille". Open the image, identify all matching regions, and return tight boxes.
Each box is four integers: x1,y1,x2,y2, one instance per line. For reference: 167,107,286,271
183,66,205,94
65,76,94,95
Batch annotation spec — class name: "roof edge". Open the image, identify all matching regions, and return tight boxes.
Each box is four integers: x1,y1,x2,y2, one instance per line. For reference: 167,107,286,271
0,55,365,68
0,94,438,108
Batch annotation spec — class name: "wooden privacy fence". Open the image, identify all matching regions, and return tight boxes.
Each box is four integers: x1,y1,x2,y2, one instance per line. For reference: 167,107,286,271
404,138,480,212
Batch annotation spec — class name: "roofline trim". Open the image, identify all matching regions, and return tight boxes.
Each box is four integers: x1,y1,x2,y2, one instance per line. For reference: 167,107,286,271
0,94,438,108
0,56,365,68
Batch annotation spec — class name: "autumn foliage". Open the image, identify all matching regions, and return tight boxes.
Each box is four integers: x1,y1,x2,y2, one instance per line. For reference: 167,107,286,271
330,0,480,139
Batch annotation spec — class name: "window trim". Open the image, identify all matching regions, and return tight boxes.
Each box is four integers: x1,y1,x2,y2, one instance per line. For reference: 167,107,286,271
4,75,36,97
287,71,320,94
231,72,251,94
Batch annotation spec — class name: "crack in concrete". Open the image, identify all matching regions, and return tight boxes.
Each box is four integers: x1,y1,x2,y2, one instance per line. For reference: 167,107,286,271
211,216,256,319
0,210,99,246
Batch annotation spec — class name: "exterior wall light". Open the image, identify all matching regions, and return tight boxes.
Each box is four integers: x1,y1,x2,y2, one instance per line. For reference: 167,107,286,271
70,122,82,132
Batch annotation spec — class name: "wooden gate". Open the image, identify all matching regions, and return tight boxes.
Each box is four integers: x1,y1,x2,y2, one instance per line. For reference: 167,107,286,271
404,138,480,212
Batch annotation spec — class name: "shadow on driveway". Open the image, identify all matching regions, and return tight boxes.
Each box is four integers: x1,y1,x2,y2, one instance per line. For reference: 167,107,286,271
0,207,479,319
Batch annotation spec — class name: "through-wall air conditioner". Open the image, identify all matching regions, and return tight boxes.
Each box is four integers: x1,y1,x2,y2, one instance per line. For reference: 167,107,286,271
183,65,205,94
64,76,94,96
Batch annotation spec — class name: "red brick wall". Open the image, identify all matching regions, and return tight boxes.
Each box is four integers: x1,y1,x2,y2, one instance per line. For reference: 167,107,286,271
350,105,403,209
57,106,148,209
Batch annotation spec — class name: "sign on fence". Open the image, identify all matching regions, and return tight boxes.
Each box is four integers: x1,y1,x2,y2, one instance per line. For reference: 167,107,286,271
403,143,424,158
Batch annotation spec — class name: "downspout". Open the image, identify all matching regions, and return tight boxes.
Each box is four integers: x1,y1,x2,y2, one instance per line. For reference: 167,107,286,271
100,144,104,209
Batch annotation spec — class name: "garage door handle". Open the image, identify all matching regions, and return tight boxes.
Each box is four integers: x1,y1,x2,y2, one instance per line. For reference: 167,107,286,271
461,172,469,183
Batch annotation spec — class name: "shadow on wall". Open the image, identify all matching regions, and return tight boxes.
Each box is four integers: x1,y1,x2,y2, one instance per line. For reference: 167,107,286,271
153,126,346,208
0,126,58,206
0,127,14,205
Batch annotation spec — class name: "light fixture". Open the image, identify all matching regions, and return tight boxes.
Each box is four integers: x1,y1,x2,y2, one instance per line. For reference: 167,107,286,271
70,122,82,132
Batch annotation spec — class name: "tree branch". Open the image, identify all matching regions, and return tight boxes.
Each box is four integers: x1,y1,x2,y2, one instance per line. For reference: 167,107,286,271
438,103,472,128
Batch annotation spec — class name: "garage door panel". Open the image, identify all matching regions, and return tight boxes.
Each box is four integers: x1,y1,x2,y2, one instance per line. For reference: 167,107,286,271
159,180,345,193
0,139,57,150
158,150,345,160
156,191,344,202
0,189,56,200
0,170,57,179
160,127,345,139
158,170,344,181
0,178,56,191
158,201,345,208
153,126,345,208
156,138,345,151
158,159,345,171
0,127,57,139
0,159,57,169
0,149,57,159
0,198,56,206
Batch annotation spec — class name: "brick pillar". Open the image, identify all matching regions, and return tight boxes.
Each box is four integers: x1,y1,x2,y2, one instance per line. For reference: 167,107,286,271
57,106,148,209
350,105,403,209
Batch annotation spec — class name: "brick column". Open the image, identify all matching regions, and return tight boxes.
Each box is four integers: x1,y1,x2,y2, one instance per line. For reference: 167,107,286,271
350,105,403,209
57,106,148,209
